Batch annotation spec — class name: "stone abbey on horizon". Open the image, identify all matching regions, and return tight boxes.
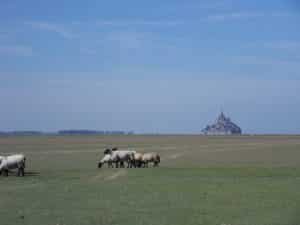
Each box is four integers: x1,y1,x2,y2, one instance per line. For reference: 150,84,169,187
202,112,242,135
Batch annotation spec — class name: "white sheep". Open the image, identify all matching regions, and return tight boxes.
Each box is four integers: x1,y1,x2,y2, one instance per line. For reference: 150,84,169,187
104,148,136,168
98,154,113,168
141,152,160,167
132,152,143,168
0,154,26,176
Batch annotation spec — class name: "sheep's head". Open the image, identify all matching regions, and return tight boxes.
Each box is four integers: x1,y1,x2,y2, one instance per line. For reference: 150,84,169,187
104,148,112,155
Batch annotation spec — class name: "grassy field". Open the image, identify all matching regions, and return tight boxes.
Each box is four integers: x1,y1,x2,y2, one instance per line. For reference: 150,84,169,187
0,135,300,225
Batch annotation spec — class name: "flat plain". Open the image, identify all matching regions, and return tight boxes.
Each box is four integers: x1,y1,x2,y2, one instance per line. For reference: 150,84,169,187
0,135,300,225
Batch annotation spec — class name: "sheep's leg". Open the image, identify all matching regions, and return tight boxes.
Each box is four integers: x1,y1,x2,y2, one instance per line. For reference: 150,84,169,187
129,160,133,168
18,167,24,176
152,159,155,167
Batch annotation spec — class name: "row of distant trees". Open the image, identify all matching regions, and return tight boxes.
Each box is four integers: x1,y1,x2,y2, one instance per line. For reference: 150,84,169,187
58,130,134,135
0,130,134,136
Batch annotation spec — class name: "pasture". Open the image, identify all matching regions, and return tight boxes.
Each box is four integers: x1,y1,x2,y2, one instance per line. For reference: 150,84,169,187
0,135,300,225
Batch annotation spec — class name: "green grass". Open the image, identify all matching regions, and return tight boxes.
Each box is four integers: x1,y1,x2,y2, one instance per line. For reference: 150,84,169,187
1,135,300,225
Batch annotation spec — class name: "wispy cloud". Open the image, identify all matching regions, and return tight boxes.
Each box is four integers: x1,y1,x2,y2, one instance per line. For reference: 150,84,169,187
206,12,264,21
0,46,33,56
238,56,300,67
160,0,230,13
102,30,180,52
0,2,16,10
73,11,297,28
205,11,296,22
95,20,185,27
185,1,229,10
79,47,98,55
246,41,300,51
263,41,300,50
0,33,9,41
25,22,76,39
105,31,146,50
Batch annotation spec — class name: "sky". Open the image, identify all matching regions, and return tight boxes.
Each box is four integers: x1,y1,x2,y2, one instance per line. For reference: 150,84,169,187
0,0,300,134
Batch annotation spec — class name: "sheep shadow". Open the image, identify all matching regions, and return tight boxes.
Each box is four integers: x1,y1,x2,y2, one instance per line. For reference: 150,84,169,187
3,170,40,177
24,171,40,177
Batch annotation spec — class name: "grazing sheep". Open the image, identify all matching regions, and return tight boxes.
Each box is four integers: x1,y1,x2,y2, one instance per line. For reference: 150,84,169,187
141,152,160,167
0,154,26,176
132,152,143,168
103,148,111,155
103,147,119,156
105,149,136,168
98,154,113,168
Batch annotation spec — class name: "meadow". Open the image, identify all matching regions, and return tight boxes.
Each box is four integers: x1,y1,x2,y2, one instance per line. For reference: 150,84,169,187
0,135,300,225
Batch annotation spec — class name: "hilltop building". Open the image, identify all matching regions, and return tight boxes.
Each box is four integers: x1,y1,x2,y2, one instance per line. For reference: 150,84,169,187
202,112,242,135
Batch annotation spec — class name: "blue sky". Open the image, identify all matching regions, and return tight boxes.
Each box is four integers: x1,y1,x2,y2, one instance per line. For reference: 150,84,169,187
0,0,300,133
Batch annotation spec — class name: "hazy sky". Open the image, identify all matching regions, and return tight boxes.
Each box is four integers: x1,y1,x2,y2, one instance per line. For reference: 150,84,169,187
0,0,300,133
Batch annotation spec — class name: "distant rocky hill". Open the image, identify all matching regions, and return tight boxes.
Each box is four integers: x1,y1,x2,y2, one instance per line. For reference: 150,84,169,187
202,112,242,135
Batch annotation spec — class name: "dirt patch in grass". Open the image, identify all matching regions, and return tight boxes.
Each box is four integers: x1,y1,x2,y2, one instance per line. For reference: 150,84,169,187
104,170,127,181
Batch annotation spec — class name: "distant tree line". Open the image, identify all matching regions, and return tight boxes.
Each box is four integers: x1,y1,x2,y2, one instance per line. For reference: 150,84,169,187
0,131,43,136
58,130,134,135
0,130,134,136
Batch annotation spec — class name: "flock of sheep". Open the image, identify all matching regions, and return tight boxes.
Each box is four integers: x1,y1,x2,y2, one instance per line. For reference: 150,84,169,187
0,147,160,177
98,147,160,168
